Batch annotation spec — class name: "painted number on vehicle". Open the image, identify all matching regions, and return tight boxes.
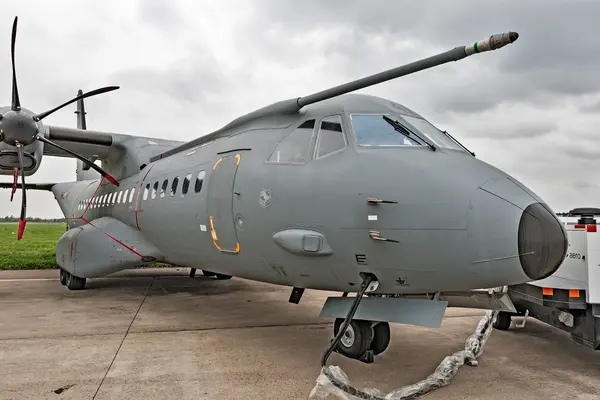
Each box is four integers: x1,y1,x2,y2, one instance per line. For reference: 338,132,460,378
567,252,584,259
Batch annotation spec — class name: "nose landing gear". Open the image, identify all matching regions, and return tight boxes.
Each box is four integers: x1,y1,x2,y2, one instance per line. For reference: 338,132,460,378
321,272,387,366
332,318,391,363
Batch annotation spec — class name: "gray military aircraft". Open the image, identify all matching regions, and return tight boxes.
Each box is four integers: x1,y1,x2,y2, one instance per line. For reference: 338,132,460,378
0,17,568,364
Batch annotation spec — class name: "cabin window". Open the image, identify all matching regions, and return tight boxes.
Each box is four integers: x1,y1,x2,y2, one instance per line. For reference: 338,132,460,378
314,115,346,158
182,173,192,195
151,182,158,199
160,180,168,198
129,187,136,203
267,119,316,164
123,189,130,203
194,171,205,193
171,177,179,196
143,185,149,201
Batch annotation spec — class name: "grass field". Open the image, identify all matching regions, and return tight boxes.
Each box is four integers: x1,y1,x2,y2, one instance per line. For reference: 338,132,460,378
0,222,65,270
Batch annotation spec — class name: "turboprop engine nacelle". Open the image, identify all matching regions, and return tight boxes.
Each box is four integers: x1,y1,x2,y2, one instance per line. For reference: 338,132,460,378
0,137,44,176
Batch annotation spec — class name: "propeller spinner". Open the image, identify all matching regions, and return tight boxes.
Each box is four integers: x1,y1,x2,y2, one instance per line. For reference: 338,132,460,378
0,16,120,240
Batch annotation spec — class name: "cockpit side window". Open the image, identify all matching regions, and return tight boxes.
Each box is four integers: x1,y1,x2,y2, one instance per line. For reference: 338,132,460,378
267,119,316,164
314,115,346,159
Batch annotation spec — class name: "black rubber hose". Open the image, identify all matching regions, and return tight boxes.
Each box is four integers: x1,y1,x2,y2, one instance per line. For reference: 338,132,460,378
320,274,373,367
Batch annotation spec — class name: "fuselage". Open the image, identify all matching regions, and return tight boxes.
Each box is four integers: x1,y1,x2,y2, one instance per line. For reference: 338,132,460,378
53,94,568,294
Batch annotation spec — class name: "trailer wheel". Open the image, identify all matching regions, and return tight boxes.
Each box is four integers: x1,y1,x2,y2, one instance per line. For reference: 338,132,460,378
493,312,512,330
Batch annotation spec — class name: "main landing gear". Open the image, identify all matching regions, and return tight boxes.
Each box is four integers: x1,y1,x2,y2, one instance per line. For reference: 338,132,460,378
59,269,86,290
321,272,387,365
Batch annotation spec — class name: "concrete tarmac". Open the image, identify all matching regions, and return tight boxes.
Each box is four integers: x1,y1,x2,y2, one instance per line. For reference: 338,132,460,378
1,268,599,400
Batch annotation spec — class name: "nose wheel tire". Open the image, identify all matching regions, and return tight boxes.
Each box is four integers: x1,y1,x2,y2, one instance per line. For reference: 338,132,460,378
333,319,391,360
333,319,373,359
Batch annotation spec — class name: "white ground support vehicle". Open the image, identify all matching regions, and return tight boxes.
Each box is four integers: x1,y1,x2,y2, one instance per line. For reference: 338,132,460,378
495,208,600,350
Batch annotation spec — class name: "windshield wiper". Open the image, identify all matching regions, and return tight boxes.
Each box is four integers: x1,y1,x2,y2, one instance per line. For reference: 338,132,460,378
382,115,436,151
442,129,475,156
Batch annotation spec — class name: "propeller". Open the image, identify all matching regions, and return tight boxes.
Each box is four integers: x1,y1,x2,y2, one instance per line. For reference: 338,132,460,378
0,16,120,240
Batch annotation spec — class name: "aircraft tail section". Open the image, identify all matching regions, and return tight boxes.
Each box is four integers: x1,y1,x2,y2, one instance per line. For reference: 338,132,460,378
75,90,102,182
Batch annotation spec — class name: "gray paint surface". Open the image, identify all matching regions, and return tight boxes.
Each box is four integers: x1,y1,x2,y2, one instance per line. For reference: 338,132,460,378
319,296,448,328
0,27,569,324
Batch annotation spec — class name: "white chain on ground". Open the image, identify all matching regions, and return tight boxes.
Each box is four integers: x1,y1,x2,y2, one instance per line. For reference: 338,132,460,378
309,310,499,400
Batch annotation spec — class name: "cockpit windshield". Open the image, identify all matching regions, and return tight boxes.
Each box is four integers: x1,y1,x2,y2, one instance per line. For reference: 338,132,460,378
350,113,465,151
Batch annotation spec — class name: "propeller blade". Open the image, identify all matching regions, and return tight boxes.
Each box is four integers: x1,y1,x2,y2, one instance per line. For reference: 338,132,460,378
35,86,119,121
35,135,119,186
15,143,26,240
11,16,21,111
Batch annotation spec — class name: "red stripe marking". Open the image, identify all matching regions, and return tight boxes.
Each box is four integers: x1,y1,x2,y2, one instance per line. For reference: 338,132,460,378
574,224,586,229
134,164,154,231
79,178,104,218
81,217,146,259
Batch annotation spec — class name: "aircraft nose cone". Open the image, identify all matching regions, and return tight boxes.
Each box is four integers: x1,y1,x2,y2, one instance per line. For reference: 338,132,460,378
517,202,568,281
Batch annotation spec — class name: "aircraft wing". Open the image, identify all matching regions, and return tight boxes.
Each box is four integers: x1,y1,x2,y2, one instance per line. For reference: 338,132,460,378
0,182,55,191
43,125,184,162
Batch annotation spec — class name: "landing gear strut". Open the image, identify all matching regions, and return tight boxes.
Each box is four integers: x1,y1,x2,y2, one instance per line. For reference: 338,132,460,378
202,270,232,280
189,269,232,280
321,272,385,365
59,269,86,290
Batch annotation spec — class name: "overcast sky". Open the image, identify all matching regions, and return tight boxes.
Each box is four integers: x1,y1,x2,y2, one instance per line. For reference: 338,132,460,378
0,0,598,218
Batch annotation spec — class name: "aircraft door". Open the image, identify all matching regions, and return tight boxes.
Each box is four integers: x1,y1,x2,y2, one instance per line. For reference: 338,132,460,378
206,153,241,254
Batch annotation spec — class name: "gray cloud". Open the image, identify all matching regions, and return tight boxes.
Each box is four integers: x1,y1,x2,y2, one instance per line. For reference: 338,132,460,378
483,121,556,140
136,0,189,34
563,146,600,161
111,56,230,105
580,100,600,113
